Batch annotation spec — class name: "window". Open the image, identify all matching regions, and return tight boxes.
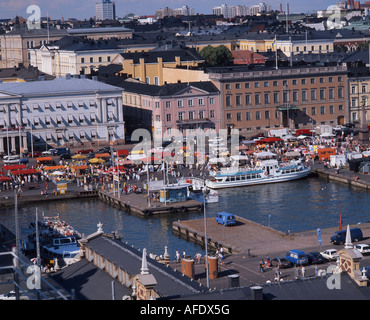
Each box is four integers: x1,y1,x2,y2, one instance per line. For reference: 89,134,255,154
210,98,214,105
320,89,325,100
302,90,307,101
145,77,150,84
320,78,324,83
351,86,357,94
273,81,278,87
329,88,334,99
237,112,242,121
301,79,306,85
235,83,241,89
338,87,344,98
320,106,325,115
90,57,93,63
254,82,260,88
302,107,307,114
246,112,251,121
283,91,288,103
225,84,231,90
329,105,334,114
155,102,160,109
210,110,215,118
256,111,261,120
245,83,250,89
199,111,204,119
265,110,270,119
226,95,232,107
339,104,343,111
329,77,333,83
198,98,204,106
310,89,316,101
98,57,102,63
166,101,171,108
255,93,260,105
156,115,160,122
107,56,111,62
311,107,316,116
245,94,251,105
188,111,194,119
178,112,184,120
154,76,159,85
292,91,298,102
226,113,232,120
81,58,85,63
273,92,279,104
264,81,269,87
177,100,183,107
264,93,270,104
338,76,343,82
292,79,297,85
166,114,172,122
236,95,242,106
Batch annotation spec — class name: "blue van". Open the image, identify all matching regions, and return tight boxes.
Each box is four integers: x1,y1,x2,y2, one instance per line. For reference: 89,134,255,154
330,227,363,245
215,212,236,226
285,249,309,265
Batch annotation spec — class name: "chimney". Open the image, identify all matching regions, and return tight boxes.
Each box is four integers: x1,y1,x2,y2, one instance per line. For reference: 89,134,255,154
250,286,263,300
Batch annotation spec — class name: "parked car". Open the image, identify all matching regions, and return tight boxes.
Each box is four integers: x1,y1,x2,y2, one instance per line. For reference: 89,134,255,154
320,249,338,261
42,150,54,155
76,149,93,154
26,151,42,158
285,249,309,265
354,244,370,255
95,147,111,153
59,153,72,160
3,155,20,164
215,212,236,226
306,252,325,264
271,257,292,269
330,228,363,245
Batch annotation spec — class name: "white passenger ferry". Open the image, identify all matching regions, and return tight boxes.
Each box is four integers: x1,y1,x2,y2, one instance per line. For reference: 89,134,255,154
205,159,311,189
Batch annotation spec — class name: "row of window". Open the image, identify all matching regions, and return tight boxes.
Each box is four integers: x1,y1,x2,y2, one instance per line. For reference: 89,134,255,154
156,110,216,122
225,76,343,90
80,56,111,63
226,105,343,121
144,98,215,109
226,88,344,107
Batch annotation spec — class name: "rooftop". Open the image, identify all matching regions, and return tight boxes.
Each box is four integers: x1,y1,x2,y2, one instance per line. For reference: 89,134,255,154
0,77,123,96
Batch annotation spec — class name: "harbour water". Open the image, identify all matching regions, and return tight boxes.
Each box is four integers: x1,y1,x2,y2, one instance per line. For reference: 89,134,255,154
0,176,368,258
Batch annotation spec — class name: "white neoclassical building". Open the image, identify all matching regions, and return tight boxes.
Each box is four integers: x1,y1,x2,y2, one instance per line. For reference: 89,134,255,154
0,76,125,154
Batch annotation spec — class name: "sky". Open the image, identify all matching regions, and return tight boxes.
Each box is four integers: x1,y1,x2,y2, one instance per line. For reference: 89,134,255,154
0,0,342,20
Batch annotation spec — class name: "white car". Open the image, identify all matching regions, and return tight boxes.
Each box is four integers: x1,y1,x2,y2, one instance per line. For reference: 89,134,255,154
3,155,20,164
354,244,370,254
320,249,339,261
42,150,53,155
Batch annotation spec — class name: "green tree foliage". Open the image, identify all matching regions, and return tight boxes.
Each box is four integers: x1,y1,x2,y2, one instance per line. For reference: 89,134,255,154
199,45,233,66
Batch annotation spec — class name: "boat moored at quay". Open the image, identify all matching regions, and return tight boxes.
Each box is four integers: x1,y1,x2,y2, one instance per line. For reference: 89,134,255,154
205,159,311,189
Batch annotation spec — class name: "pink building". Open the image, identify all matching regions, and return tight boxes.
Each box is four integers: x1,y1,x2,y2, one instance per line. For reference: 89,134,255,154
122,81,221,138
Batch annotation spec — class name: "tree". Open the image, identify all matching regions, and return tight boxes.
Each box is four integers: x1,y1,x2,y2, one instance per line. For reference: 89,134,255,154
199,45,233,67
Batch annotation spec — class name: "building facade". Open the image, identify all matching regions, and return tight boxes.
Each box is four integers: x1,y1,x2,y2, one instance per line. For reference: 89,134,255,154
0,77,124,154
348,75,370,124
96,0,116,21
207,65,348,135
29,36,123,77
118,80,221,138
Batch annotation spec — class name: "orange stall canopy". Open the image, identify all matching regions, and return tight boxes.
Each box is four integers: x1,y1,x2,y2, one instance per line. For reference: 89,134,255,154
36,157,53,162
95,153,110,158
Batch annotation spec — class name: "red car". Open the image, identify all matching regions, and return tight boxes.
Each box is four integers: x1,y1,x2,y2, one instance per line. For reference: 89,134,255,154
27,151,42,157
76,149,93,154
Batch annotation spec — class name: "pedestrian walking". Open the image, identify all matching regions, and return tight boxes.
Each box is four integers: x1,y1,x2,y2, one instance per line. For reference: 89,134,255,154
301,266,306,278
175,250,180,262
259,259,264,273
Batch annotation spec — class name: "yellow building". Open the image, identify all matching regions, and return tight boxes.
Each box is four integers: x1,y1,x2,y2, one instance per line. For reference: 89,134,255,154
112,48,204,86
349,75,370,124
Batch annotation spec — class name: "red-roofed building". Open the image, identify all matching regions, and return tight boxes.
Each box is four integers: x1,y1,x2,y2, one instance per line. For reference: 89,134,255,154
231,50,267,65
